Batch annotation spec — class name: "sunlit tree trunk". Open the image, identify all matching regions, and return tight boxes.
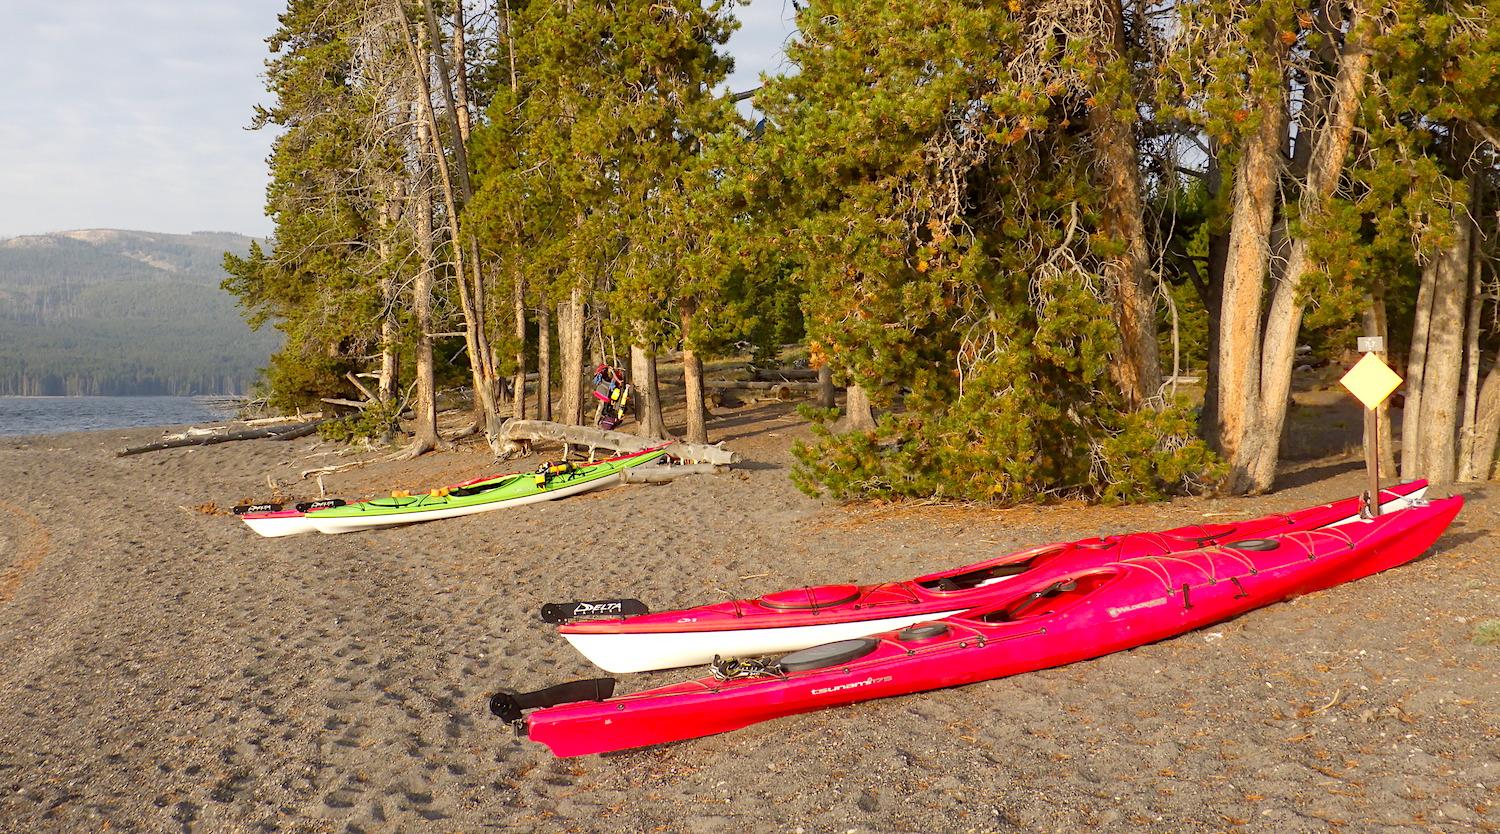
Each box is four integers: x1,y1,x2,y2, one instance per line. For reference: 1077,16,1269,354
512,272,527,420
1212,84,1284,491
1246,11,1371,490
836,385,877,433
558,288,585,426
405,121,440,457
680,298,707,444
1401,257,1436,479
1414,212,1473,484
631,343,671,439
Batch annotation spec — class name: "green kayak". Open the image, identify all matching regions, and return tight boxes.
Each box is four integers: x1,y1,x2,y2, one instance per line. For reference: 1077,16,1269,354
294,447,669,535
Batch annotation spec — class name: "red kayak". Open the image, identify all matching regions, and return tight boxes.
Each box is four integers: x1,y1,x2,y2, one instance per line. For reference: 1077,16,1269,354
554,482,1429,672
495,495,1462,756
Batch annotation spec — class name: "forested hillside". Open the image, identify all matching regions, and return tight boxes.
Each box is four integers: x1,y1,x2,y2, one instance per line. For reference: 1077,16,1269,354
0,229,280,395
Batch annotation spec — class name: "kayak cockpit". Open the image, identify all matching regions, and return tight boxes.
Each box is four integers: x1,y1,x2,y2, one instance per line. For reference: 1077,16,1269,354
916,545,1070,592
976,569,1119,622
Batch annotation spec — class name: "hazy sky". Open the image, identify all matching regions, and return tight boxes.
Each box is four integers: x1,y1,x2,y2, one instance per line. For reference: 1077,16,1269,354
0,0,798,240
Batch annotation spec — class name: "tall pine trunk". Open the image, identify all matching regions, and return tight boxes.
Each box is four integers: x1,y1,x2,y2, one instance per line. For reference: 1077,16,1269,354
401,0,503,452
1088,0,1160,409
537,302,552,422
1244,10,1371,490
680,299,707,444
1401,258,1437,478
512,273,527,420
558,288,586,426
1413,212,1473,484
405,121,440,456
630,343,671,439
1212,85,1284,491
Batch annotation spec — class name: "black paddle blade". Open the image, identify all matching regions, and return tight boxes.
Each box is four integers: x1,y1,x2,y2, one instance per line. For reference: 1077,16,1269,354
293,498,346,513
489,678,618,730
539,598,649,624
232,503,282,515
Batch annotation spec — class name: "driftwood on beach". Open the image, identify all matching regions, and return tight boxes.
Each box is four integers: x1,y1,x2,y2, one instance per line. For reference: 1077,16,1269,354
498,419,740,465
116,419,327,457
618,462,723,483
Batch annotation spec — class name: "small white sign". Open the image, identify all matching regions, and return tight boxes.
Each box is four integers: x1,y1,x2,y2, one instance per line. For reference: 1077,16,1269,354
1357,336,1385,353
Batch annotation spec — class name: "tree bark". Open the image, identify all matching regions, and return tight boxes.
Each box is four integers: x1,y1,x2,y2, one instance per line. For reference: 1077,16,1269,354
537,302,552,421
816,364,836,409
1198,154,1230,441
681,300,707,445
406,116,440,457
1212,85,1285,490
1462,351,1500,481
1245,8,1372,491
1457,253,1484,475
376,195,400,409
558,288,586,426
1414,212,1473,485
835,384,877,433
512,272,527,420
631,343,672,439
1401,257,1438,479
399,0,502,453
1087,0,1161,410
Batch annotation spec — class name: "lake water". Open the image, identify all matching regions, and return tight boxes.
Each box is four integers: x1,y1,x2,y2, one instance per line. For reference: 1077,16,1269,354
0,396,241,438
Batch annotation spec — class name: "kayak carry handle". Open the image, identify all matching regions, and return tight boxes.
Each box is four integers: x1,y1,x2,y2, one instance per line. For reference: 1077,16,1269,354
489,678,617,731
539,598,649,624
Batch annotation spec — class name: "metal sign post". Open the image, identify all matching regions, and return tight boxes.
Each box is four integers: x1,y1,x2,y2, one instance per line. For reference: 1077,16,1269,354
1339,340,1401,517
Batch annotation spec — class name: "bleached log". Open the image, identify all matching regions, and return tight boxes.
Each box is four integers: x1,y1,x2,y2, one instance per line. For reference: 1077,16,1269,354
619,463,723,484
117,419,328,457
498,419,741,465
244,412,323,427
320,397,370,410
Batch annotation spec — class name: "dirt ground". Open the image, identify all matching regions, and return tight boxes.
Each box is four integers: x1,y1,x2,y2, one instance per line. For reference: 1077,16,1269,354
0,396,1496,833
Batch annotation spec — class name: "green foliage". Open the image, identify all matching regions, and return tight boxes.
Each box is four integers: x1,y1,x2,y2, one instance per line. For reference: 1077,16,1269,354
223,0,410,409
763,0,1219,503
1474,619,1500,647
317,398,402,443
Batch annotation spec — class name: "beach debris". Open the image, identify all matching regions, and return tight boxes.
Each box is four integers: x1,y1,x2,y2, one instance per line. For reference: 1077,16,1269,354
499,419,740,465
618,462,724,484
116,419,328,457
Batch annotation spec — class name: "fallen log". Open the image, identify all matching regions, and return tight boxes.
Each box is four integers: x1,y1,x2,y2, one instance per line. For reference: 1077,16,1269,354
751,367,820,381
618,463,723,484
498,420,741,465
320,397,370,411
117,419,328,457
703,380,821,391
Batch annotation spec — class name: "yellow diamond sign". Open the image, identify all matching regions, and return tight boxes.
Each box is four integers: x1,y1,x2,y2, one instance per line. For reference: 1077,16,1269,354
1340,352,1402,410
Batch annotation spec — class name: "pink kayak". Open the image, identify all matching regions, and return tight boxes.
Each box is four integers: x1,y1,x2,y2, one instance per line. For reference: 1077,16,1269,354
555,482,1429,672
495,495,1463,757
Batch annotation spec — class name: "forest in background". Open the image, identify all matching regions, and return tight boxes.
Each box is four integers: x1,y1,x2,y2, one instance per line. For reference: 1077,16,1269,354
0,230,279,396
228,0,1499,500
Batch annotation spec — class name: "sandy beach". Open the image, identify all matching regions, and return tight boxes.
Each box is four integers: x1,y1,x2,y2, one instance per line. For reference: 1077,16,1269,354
0,401,1496,833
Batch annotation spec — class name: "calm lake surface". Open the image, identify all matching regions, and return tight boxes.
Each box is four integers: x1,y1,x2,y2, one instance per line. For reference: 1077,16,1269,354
0,396,240,438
